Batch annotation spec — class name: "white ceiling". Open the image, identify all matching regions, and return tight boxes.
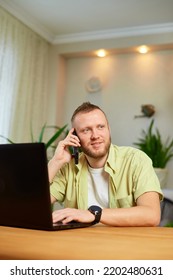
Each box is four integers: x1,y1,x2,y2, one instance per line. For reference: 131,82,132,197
1,0,173,44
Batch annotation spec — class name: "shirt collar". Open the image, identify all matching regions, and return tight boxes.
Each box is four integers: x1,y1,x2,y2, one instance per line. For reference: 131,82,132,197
75,143,118,175
104,144,118,174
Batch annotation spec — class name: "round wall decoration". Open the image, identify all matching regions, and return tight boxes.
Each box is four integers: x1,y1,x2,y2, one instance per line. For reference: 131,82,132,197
85,76,102,93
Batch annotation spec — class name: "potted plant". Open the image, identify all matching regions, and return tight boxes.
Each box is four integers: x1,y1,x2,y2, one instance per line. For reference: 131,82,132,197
133,119,173,188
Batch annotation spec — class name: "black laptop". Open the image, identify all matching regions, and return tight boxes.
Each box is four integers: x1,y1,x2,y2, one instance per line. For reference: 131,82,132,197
0,143,93,231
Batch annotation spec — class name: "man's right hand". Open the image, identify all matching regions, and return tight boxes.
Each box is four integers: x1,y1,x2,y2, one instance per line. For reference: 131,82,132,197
48,128,80,182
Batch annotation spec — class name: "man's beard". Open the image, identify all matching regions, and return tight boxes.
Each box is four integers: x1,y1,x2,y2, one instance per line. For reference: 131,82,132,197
81,137,111,159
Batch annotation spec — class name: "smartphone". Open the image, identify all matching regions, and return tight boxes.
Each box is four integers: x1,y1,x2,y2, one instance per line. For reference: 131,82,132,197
72,130,79,164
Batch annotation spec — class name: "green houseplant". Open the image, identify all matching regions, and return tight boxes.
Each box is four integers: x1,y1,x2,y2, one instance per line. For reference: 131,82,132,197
134,119,173,187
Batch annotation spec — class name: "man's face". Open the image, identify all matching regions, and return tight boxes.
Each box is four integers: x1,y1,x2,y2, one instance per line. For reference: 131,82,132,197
73,109,111,159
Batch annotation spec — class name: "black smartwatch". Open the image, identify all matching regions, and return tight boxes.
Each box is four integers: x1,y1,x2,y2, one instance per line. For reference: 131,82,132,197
88,205,102,224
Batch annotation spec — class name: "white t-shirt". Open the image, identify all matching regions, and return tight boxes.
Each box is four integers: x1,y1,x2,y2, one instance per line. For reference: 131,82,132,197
88,166,109,208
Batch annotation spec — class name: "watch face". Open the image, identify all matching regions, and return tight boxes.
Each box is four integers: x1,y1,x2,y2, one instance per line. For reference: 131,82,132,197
89,205,102,215
88,205,102,224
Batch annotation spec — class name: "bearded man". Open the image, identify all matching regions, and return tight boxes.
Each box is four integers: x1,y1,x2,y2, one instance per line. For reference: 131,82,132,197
48,102,163,227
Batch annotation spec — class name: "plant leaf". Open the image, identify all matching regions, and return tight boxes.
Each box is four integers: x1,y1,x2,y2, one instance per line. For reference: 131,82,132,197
38,123,47,143
0,135,15,144
45,124,68,149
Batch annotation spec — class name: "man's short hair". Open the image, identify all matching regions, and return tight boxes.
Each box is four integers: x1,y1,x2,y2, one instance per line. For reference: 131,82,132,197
71,102,107,123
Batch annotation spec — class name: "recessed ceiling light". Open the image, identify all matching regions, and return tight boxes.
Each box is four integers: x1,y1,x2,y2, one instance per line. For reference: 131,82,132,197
138,45,149,54
96,49,107,57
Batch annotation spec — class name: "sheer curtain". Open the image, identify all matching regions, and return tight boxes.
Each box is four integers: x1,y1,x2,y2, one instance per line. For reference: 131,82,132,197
0,7,50,143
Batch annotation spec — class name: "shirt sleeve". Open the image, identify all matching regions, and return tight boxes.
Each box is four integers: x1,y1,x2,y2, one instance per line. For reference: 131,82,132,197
50,168,67,202
132,150,163,201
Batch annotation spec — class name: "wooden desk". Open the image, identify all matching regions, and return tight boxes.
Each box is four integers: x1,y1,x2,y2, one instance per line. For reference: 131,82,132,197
0,225,173,260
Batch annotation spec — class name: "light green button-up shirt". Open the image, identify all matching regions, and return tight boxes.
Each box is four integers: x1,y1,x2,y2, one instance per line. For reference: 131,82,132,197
50,144,163,209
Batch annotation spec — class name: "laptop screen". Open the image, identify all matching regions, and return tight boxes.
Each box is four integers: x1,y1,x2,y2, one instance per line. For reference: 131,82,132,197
0,143,53,230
